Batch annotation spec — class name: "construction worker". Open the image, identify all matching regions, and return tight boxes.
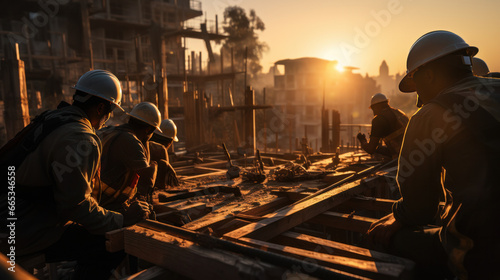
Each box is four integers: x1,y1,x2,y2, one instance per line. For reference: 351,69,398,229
356,93,409,159
0,70,150,279
472,57,500,78
472,57,489,76
97,102,161,209
366,30,500,279
149,119,180,190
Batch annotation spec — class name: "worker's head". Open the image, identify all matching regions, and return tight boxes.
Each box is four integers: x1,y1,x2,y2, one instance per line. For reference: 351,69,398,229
399,30,477,104
152,119,178,148
128,102,162,143
369,93,389,115
472,57,490,77
72,69,123,129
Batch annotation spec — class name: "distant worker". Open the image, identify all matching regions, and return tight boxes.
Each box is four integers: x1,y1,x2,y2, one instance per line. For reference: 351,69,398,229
366,30,500,279
97,102,161,210
472,57,489,76
0,70,150,279
149,119,180,190
356,93,409,159
472,57,500,78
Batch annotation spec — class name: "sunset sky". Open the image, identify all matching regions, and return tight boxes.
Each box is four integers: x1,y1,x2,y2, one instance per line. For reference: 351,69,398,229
189,0,500,77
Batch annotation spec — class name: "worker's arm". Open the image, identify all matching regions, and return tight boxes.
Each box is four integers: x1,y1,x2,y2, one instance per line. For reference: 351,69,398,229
51,133,124,233
357,133,381,154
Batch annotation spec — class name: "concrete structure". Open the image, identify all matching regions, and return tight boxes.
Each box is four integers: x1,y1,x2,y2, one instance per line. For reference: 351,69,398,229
0,0,227,147
273,57,379,152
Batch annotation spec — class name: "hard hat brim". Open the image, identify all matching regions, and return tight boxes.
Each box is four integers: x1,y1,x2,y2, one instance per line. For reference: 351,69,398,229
400,45,478,93
128,113,162,132
153,130,178,142
399,75,416,93
71,85,125,111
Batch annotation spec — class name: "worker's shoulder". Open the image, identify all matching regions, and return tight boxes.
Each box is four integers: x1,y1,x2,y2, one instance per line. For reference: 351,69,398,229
106,125,144,150
44,106,97,140
409,103,447,123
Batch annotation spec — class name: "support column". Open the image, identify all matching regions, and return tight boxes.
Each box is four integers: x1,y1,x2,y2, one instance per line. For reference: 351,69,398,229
2,43,30,140
244,86,256,155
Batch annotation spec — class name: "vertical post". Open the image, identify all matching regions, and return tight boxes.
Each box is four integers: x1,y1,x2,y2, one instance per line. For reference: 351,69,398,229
2,43,30,140
220,48,224,106
321,108,329,152
158,38,169,119
106,0,111,19
138,0,143,23
244,46,248,90
244,86,256,155
62,33,69,84
215,14,218,35
275,132,279,153
332,110,340,151
26,37,33,71
135,36,143,101
263,88,267,153
191,51,195,76
231,47,235,104
199,51,202,75
81,0,94,70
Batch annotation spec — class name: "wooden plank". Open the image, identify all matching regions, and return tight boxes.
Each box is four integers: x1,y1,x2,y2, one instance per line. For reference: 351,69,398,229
322,171,356,184
183,197,289,232
214,218,252,235
105,228,126,252
180,170,226,180
309,211,377,233
238,197,290,216
275,232,414,269
158,186,241,203
236,237,408,280
156,203,212,226
123,226,300,280
338,197,395,213
224,178,374,241
121,266,171,280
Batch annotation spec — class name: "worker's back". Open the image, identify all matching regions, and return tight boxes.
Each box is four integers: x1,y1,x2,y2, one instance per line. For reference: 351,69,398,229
372,106,409,156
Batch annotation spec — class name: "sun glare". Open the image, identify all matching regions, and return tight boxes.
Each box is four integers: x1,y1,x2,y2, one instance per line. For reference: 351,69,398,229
335,63,345,72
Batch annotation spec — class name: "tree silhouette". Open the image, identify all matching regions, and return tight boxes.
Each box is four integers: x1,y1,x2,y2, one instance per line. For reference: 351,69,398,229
222,6,268,77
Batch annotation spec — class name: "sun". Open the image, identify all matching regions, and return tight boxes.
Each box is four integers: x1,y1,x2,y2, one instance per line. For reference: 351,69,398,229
335,62,345,72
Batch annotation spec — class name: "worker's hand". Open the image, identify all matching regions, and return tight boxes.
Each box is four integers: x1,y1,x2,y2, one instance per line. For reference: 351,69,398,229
366,213,402,248
122,200,151,227
356,133,367,143
165,163,180,187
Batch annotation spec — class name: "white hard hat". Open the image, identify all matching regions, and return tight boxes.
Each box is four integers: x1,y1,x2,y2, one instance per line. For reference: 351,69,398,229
72,69,123,111
472,57,489,76
369,93,389,108
128,102,162,131
154,119,179,142
399,30,478,92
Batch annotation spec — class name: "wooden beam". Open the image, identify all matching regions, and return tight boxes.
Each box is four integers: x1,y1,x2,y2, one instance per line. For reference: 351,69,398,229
224,178,374,241
275,232,414,269
123,226,302,280
238,197,290,216
183,197,290,233
339,197,395,213
236,237,408,279
106,228,126,252
309,211,377,233
121,266,171,280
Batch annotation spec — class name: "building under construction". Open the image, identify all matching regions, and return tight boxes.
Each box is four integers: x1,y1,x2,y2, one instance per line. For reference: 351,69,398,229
0,1,444,280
